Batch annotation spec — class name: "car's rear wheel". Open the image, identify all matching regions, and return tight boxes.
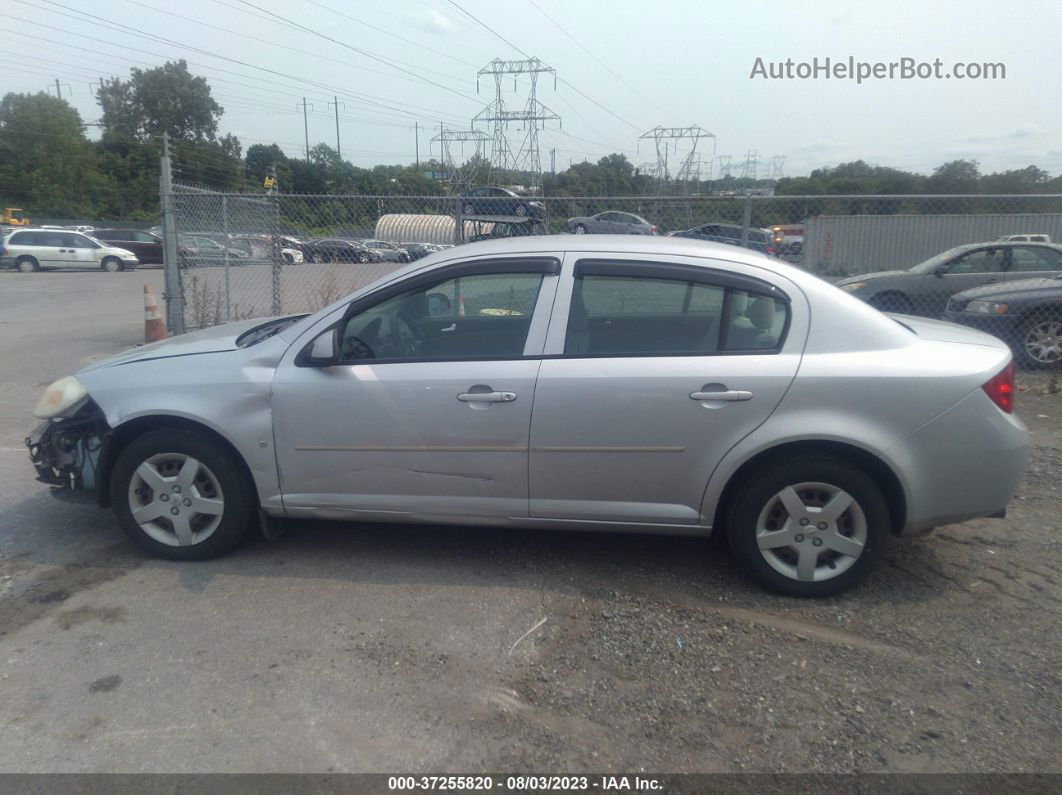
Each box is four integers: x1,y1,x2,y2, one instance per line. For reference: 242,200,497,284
573,224,588,234
1018,312,1062,369
725,455,888,597
462,202,475,216
357,252,369,264
16,256,39,273
101,256,123,272
111,429,254,560
310,252,326,263
515,205,528,217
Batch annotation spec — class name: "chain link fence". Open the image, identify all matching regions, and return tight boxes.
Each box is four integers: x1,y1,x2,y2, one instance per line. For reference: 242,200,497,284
165,187,1062,369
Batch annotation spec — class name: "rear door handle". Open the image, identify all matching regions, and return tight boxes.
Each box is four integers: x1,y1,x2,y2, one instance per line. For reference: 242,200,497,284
458,391,517,403
690,389,753,402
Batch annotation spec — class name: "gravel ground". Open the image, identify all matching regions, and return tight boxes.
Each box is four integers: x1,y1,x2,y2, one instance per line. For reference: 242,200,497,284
0,271,1058,773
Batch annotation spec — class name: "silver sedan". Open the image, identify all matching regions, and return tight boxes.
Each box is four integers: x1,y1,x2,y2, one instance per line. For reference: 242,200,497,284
26,236,1028,596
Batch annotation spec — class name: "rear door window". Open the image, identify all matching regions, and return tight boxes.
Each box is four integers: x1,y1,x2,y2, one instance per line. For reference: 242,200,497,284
564,264,789,356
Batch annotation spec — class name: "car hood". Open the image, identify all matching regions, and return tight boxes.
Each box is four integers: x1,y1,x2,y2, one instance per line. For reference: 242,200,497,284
950,276,1062,301
837,270,910,284
78,316,291,372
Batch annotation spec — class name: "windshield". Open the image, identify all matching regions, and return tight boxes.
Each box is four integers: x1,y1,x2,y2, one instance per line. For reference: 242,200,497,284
908,246,970,273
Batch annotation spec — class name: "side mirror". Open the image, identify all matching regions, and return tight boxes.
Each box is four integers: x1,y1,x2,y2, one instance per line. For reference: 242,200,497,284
299,327,339,367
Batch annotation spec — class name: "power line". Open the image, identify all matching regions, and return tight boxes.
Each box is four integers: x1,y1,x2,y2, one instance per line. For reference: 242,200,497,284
11,3,474,125
228,0,479,102
524,0,680,124
302,0,481,70
442,0,641,131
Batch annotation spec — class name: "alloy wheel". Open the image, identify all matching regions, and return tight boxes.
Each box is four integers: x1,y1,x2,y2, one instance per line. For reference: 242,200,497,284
754,481,867,583
127,453,225,547
1024,318,1062,365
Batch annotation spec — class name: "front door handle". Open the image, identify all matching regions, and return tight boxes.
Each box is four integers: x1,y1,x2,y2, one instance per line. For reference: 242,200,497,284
690,389,753,402
458,391,517,403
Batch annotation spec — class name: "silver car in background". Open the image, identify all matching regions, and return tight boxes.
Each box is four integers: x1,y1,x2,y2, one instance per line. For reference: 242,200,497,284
25,236,1027,596
566,211,657,235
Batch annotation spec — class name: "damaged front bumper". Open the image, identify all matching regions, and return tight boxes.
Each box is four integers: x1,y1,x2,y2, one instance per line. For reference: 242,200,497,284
26,401,110,491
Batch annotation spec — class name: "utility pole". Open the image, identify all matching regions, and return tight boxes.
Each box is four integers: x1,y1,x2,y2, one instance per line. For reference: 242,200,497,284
328,96,344,158
159,132,184,334
414,122,419,169
550,148,556,176
297,97,314,161
47,79,72,98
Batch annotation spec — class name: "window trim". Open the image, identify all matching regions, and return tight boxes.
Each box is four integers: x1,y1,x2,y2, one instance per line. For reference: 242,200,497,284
573,258,790,301
294,257,561,367
559,258,792,359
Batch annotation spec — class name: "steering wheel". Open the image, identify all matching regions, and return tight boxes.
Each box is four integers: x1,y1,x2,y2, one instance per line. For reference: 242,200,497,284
387,309,421,357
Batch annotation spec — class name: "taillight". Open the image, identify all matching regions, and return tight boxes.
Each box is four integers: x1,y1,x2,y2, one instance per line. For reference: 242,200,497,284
649,225,658,235
767,246,778,256
981,361,1015,413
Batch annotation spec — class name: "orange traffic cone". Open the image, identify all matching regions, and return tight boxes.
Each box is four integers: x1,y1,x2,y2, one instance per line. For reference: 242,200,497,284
144,284,168,343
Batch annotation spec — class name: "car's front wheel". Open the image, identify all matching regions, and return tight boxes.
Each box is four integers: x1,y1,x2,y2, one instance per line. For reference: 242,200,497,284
111,429,254,560
1018,312,1062,369
573,224,588,234
101,256,123,272
16,256,39,273
725,455,887,597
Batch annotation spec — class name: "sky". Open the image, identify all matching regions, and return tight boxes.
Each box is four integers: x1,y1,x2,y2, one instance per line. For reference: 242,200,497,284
4,0,1061,179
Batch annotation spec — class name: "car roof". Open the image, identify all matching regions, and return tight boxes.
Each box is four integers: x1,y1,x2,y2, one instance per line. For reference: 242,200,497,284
457,233,793,273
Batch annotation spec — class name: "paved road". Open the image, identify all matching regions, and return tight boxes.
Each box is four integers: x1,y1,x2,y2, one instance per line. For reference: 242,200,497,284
0,270,1059,773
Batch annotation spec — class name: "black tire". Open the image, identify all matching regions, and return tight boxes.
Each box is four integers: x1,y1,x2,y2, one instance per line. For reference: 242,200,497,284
725,455,889,597
101,256,123,273
573,224,588,234
462,202,475,217
16,256,39,273
110,429,254,561
310,252,326,263
357,252,369,264
868,293,913,314
515,205,528,217
1016,311,1062,369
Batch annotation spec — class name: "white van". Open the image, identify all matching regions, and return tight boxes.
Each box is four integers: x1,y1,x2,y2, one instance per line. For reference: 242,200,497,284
1,229,140,272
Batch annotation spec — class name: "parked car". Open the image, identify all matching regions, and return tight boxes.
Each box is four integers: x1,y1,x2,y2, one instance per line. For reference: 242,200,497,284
228,235,304,265
998,234,1051,243
837,242,1062,317
361,239,410,263
178,235,248,267
459,187,543,219
1,229,139,272
945,275,1062,368
25,235,1027,597
400,243,434,261
566,211,657,235
92,229,164,265
302,238,371,264
668,222,776,256
467,220,546,243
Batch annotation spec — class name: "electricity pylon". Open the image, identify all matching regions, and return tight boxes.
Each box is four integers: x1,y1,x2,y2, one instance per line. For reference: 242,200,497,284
473,58,560,189
638,126,715,194
432,129,492,194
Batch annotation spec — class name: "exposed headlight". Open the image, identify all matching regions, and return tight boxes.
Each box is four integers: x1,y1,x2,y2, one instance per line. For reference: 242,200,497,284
839,282,866,292
965,300,1009,315
34,376,88,419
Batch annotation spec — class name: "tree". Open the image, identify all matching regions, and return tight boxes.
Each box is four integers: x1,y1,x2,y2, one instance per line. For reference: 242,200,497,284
0,93,113,217
926,159,981,194
97,60,222,142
